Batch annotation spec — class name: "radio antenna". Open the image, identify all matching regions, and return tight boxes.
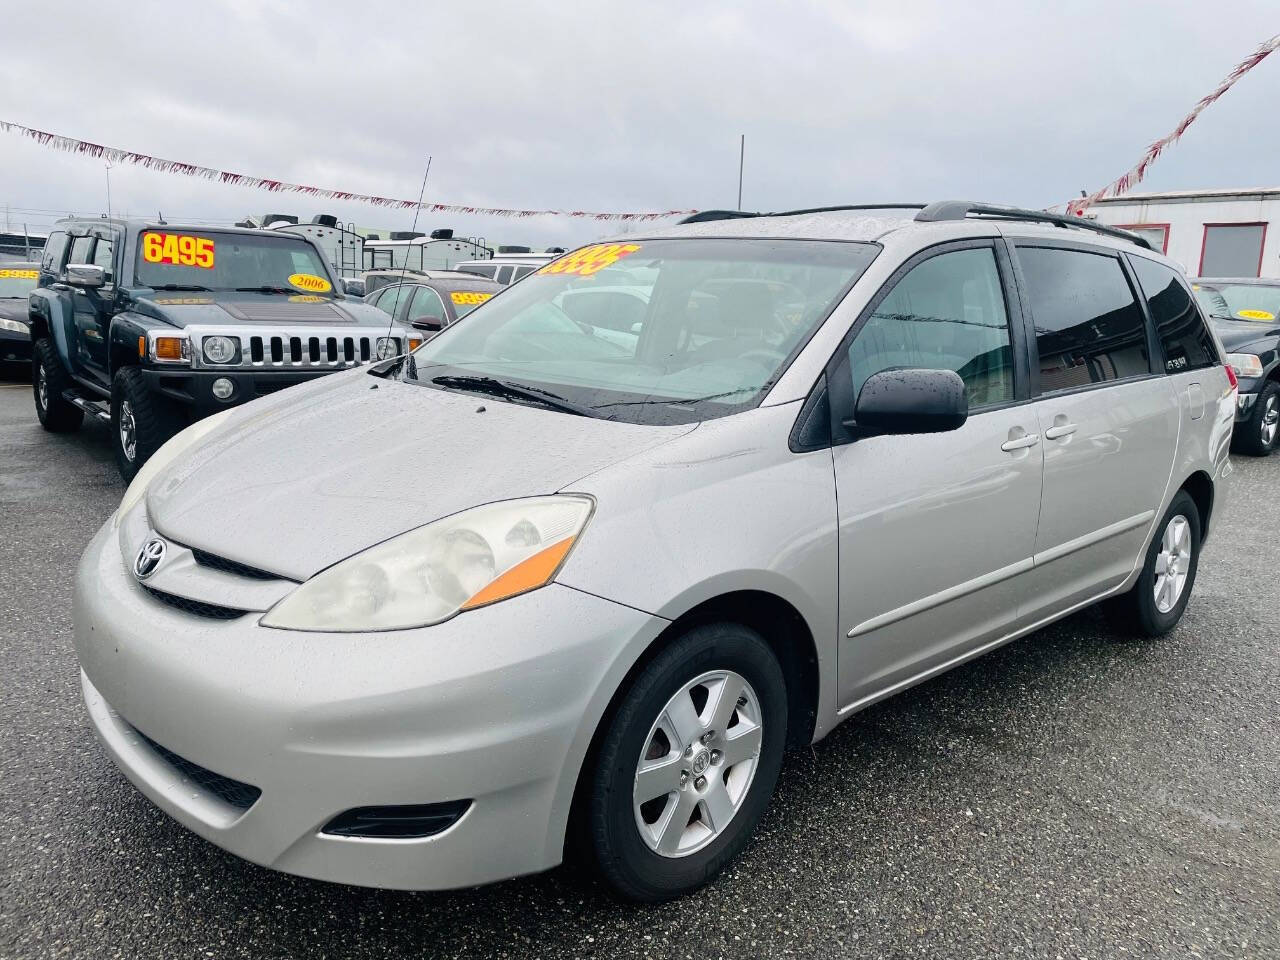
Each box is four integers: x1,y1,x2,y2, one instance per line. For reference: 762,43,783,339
383,157,433,351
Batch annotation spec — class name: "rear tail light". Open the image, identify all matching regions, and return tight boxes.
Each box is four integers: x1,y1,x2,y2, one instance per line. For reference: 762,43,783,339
1225,363,1239,390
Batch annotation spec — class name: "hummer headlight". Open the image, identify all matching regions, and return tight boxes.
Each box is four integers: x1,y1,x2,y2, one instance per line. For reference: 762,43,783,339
202,335,239,365
375,337,401,360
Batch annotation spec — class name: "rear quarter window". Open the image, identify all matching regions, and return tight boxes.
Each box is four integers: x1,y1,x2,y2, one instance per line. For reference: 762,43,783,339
1130,257,1219,373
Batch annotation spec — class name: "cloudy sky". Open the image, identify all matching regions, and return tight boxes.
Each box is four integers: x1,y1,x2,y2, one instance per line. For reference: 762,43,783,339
1,1,1277,249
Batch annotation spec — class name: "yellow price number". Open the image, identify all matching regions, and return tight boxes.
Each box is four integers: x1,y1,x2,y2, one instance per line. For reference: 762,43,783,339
0,268,38,279
537,243,641,277
141,232,215,268
451,290,493,306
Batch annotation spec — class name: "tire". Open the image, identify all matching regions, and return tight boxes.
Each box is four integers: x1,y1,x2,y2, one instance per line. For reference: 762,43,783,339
111,367,182,482
32,338,84,433
587,622,787,901
1105,490,1201,637
1234,381,1280,456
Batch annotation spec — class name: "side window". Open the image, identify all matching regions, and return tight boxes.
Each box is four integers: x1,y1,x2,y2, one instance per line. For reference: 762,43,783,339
377,284,413,318
459,263,498,280
1018,247,1150,391
495,265,514,284
512,265,536,282
41,230,69,274
1130,257,1219,373
408,285,446,320
91,236,116,281
847,247,1014,409
68,236,95,265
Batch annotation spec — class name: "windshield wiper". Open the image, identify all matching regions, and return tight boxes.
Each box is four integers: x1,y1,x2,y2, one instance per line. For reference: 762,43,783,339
151,283,212,292
429,374,594,417
591,388,759,409
234,285,297,294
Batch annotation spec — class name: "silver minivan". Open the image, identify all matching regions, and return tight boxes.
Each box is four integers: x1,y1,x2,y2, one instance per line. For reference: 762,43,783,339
73,202,1235,901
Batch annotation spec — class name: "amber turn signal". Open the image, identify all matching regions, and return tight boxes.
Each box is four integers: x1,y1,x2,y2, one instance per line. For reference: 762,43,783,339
153,337,185,361
461,536,577,610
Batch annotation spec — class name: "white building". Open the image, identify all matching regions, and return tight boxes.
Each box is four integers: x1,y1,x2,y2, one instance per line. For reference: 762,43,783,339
1087,188,1280,279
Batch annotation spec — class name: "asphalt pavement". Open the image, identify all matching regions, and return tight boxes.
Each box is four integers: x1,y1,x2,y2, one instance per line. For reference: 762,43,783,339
1,375,1276,959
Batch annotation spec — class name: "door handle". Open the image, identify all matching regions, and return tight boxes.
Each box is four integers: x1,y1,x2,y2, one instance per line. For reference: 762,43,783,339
1044,423,1078,440
1000,433,1040,452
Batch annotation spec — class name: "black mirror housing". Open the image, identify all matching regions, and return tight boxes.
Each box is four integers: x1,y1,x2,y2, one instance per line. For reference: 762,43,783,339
411,315,444,331
849,368,968,436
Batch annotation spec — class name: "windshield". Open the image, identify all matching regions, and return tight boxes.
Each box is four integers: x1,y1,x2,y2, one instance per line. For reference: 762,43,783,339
407,238,879,424
134,230,335,295
1194,282,1280,323
0,266,39,299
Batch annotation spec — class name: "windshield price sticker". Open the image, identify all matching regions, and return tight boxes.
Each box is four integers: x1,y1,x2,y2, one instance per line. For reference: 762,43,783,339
451,291,493,306
142,232,215,268
537,243,641,277
1238,309,1275,321
0,268,38,279
288,273,332,293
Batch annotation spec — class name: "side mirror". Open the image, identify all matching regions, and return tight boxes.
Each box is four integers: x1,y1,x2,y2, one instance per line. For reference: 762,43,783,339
65,264,106,289
411,315,444,331
848,368,968,436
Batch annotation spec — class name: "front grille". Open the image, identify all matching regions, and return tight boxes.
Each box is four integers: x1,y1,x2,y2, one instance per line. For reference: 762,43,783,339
135,729,262,810
190,547,282,581
141,585,249,620
188,326,403,371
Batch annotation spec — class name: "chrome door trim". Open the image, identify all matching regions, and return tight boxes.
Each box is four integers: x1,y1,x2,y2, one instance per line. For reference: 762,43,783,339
1032,510,1154,567
837,578,1130,717
846,556,1034,638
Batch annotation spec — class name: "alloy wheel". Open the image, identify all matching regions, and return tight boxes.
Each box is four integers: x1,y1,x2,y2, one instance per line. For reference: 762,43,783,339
119,399,137,462
632,670,762,858
1262,395,1279,447
1153,514,1192,614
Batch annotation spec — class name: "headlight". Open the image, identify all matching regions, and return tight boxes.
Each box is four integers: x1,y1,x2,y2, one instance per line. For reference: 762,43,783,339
0,318,28,334
113,407,237,527
1227,353,1264,379
202,335,239,364
375,337,401,360
260,495,594,632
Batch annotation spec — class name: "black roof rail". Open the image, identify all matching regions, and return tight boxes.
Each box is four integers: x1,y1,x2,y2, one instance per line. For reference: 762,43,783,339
915,201,1153,250
679,204,928,225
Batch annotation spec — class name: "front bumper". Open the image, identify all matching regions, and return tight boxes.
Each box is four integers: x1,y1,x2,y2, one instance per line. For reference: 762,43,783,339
73,518,667,890
142,368,332,416
1235,387,1258,422
0,326,30,365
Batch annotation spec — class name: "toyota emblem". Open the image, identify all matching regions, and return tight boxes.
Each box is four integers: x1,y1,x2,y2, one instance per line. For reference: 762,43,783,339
134,537,167,580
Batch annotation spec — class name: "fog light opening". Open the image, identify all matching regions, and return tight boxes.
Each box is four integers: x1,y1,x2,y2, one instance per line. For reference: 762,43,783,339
321,800,472,839
212,377,235,401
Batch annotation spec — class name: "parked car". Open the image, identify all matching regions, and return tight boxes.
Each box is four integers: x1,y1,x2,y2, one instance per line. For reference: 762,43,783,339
0,261,39,370
1192,277,1280,455
73,202,1233,902
365,274,503,333
337,277,365,298
361,268,481,296
28,219,419,479
454,252,556,285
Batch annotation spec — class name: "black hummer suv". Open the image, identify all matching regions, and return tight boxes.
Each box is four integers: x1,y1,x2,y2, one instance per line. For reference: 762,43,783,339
29,218,418,479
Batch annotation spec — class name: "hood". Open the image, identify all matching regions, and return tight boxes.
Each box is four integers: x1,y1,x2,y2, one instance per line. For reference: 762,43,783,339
130,291,390,328
0,299,27,322
1210,317,1280,352
147,371,695,580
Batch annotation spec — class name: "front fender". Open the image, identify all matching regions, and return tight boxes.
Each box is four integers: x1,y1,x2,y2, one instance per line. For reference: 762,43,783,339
28,287,74,363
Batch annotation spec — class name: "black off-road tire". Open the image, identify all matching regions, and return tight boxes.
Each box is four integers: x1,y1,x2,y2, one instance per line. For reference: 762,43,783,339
32,338,84,432
587,622,787,901
1105,490,1201,637
1233,380,1280,456
111,366,183,482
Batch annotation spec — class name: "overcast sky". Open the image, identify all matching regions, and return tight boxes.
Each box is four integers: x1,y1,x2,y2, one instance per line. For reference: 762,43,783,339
1,1,1277,249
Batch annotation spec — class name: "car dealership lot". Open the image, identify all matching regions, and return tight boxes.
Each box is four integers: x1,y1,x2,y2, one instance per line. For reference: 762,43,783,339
0,379,1276,959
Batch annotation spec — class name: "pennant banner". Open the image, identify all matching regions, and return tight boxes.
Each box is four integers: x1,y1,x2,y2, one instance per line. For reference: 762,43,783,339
0,120,696,222
1067,33,1280,215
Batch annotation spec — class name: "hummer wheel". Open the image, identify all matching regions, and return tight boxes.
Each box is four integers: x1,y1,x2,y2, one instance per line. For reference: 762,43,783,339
32,339,84,433
111,367,183,482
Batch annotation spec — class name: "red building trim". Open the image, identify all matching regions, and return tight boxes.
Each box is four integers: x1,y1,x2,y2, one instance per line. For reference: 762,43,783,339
1198,221,1268,277
1115,222,1170,254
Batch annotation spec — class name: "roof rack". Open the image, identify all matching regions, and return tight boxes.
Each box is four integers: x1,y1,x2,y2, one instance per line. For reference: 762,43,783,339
915,201,1152,250
679,204,927,225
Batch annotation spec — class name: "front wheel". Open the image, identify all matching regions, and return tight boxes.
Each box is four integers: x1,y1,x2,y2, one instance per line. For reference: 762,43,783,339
587,623,787,901
111,367,182,481
1105,490,1201,637
1234,381,1280,456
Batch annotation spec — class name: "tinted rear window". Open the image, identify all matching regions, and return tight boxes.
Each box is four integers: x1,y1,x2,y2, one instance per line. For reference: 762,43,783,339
1131,257,1218,373
1019,246,1150,391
